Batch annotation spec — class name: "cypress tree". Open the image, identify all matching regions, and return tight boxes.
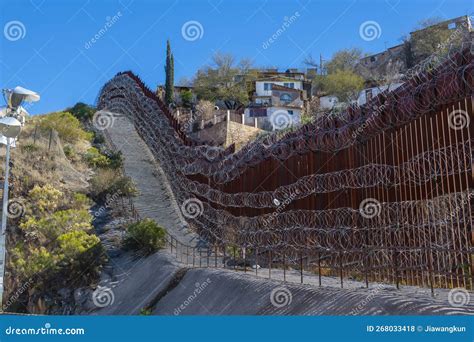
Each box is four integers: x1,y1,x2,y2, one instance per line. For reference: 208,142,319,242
165,40,174,105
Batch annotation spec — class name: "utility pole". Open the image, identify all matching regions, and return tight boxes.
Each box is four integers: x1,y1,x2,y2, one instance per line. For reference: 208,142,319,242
0,137,12,306
0,87,39,310
320,54,323,75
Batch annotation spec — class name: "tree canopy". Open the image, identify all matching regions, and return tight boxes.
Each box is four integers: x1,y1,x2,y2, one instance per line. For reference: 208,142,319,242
66,102,95,121
319,70,364,102
324,48,365,74
193,52,258,110
309,48,365,102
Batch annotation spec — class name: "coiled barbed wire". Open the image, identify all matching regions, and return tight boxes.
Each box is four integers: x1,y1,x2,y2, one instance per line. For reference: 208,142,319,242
97,44,473,280
97,44,473,184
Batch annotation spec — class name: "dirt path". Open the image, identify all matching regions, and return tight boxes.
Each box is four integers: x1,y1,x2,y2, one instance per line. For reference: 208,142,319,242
105,114,200,247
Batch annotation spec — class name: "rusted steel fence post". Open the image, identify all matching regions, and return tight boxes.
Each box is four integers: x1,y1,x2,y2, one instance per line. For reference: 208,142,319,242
255,248,258,277
300,252,304,284
318,251,322,287
243,247,247,273
339,251,343,288
269,250,272,279
223,244,226,268
215,245,218,268
233,246,236,270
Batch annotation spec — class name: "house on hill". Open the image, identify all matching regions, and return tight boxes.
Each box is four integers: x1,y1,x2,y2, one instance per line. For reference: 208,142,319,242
243,70,311,130
355,15,473,82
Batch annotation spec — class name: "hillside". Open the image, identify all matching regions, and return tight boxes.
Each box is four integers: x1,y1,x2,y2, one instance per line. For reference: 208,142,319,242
2,106,135,314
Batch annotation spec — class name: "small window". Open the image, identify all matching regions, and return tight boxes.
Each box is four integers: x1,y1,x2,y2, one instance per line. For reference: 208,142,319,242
288,110,294,115
280,93,292,103
370,56,376,62
283,82,295,88
264,83,272,91
448,22,456,30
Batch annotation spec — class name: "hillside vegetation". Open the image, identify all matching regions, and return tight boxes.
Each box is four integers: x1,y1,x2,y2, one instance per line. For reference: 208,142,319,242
3,104,135,313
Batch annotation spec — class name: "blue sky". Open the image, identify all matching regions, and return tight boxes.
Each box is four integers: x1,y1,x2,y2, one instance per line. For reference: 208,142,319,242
1,0,473,114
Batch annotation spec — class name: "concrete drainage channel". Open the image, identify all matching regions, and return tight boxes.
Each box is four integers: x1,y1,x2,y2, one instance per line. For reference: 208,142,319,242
142,268,189,314
89,250,473,315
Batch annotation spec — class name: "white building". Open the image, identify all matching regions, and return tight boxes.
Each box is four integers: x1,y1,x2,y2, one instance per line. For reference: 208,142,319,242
319,95,339,110
319,82,404,110
245,78,306,131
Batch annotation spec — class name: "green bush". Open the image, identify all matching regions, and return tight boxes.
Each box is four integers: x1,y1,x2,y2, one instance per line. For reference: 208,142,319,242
84,147,111,168
63,145,75,159
67,102,96,122
12,184,103,290
106,151,123,169
57,230,104,267
27,184,64,216
20,209,92,242
90,169,137,200
20,143,39,154
140,308,152,315
93,133,105,144
71,193,91,210
124,219,166,255
319,70,364,102
11,246,58,279
11,231,104,284
181,89,194,108
39,111,93,143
